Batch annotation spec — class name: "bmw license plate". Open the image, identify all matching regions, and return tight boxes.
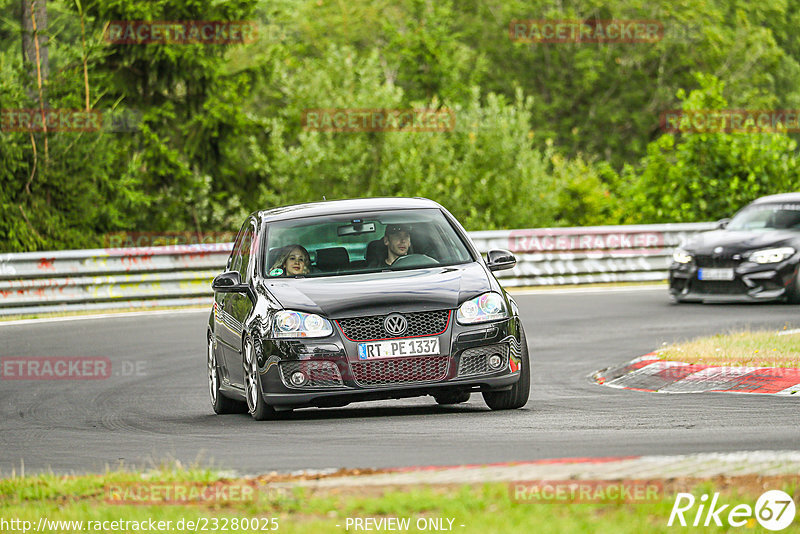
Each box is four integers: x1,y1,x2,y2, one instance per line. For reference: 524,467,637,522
698,268,734,281
357,337,440,360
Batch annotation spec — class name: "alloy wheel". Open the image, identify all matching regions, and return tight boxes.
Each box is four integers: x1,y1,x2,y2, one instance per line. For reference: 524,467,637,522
243,340,258,413
207,337,219,406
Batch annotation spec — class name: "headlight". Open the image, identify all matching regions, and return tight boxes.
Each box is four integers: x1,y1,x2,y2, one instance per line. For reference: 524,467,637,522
273,310,333,338
672,249,693,264
457,292,507,324
748,247,796,264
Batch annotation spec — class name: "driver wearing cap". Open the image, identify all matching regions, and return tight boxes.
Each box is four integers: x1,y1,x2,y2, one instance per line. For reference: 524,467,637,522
374,224,412,266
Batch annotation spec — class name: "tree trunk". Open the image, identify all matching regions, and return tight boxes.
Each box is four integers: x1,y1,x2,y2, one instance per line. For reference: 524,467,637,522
21,0,49,91
21,0,50,184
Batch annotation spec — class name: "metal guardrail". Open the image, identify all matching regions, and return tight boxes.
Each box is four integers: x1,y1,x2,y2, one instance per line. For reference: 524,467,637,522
0,222,716,315
0,244,229,316
471,222,717,287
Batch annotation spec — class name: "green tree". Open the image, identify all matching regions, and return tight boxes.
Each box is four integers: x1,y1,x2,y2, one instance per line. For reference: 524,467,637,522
625,74,800,223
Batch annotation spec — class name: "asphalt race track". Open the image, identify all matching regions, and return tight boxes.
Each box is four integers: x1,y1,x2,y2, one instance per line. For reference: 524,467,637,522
2,287,799,475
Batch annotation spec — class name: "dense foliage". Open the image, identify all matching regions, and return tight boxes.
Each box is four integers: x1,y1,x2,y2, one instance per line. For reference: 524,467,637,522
2,0,800,251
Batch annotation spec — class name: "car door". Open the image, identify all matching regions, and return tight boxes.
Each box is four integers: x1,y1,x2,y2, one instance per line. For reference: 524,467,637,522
216,221,250,388
219,220,256,388
213,224,243,384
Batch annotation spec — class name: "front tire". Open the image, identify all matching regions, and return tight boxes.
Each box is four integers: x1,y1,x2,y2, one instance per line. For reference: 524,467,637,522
787,266,800,304
243,338,277,421
482,327,531,410
208,335,242,414
670,293,686,304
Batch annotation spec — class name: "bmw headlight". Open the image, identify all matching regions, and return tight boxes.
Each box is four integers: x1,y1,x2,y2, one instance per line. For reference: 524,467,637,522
672,249,693,264
748,247,796,264
273,310,333,338
457,292,507,324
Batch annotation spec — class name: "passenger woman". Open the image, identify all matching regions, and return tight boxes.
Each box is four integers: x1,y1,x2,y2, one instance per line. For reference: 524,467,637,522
269,244,310,276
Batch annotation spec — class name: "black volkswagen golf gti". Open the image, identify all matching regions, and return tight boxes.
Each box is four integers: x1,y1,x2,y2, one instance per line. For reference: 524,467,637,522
207,198,529,420
669,193,800,303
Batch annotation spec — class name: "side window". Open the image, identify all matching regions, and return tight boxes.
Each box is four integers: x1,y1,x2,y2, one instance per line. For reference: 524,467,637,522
229,221,252,276
238,228,254,281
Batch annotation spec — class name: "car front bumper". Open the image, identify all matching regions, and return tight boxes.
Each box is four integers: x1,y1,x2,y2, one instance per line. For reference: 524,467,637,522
256,317,524,409
669,260,797,302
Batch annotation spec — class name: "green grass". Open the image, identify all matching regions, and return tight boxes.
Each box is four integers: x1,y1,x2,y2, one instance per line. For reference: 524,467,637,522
1,467,798,533
658,328,800,368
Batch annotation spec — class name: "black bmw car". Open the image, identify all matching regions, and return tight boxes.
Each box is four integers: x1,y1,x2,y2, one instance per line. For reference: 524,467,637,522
669,193,800,303
207,197,530,420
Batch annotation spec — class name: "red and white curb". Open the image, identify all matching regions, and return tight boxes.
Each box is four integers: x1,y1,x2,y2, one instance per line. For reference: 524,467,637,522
593,354,800,395
268,451,800,488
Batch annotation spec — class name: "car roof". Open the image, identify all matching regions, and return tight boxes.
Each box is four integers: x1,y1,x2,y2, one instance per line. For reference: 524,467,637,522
750,192,800,205
254,197,444,223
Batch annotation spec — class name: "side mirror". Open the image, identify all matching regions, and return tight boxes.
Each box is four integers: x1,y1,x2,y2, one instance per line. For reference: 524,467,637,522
486,249,517,272
212,271,242,290
716,218,731,230
212,271,256,302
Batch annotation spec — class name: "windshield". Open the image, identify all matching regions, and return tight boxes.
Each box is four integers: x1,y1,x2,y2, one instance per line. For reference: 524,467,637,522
261,208,474,277
727,203,800,231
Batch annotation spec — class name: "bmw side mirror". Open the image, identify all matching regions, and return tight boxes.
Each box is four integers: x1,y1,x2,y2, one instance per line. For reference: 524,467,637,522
486,249,516,272
716,218,730,230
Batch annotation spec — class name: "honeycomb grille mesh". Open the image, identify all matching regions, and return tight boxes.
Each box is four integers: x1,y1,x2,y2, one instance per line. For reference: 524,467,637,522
350,356,449,386
457,344,509,377
694,254,741,268
337,310,450,341
692,280,748,295
279,360,344,388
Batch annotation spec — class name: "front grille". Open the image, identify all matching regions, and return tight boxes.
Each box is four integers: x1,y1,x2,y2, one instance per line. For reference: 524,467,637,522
692,280,748,295
279,360,344,388
349,356,449,386
337,310,450,341
458,344,509,377
694,254,741,268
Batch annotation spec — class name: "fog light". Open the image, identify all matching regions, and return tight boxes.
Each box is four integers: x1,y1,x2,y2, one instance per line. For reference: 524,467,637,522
488,354,503,369
290,371,307,386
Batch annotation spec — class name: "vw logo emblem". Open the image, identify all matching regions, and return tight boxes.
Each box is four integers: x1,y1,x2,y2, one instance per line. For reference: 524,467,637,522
714,246,724,254
384,313,408,336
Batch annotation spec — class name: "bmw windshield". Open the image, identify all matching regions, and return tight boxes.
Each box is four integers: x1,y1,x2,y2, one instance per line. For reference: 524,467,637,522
727,203,800,231
262,208,474,277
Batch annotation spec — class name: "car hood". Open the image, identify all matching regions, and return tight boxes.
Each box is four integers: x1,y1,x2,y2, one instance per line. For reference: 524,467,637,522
262,262,492,318
684,229,799,255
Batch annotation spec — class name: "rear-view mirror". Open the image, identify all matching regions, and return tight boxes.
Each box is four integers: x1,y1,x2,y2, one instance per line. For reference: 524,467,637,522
338,221,376,236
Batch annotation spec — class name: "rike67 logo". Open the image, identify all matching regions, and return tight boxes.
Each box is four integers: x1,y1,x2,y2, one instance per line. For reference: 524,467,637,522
668,490,796,531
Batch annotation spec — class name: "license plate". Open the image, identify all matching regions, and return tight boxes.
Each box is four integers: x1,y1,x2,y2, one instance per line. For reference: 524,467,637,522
698,268,734,281
357,337,440,360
